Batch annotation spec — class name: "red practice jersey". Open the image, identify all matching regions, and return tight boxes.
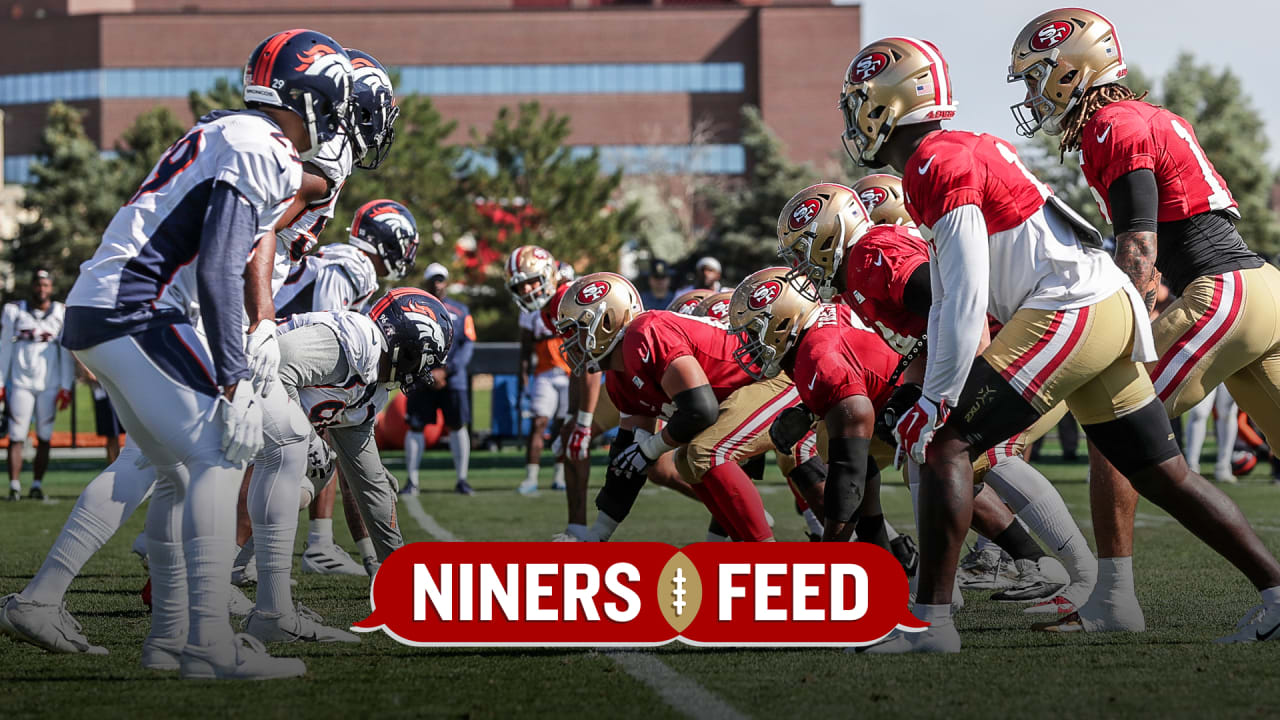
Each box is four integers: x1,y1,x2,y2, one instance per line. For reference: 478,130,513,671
1080,100,1236,225
903,130,1049,232
605,310,755,417
841,224,930,343
540,282,570,337
792,304,901,417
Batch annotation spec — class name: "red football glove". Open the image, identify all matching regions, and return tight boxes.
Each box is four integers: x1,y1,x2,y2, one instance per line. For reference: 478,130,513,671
56,388,72,411
566,424,593,461
0,387,5,402
893,395,949,466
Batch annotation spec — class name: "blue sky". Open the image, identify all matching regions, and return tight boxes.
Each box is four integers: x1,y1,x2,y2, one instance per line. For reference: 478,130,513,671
842,0,1280,162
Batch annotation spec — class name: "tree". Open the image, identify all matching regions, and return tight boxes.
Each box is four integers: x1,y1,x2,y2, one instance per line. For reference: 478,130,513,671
8,103,120,298
109,106,187,193
187,77,243,119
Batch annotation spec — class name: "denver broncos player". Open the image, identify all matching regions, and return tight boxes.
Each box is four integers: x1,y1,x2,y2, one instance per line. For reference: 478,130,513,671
840,36,1280,651
778,182,1091,610
1009,8,1280,639
1,30,353,678
558,273,794,542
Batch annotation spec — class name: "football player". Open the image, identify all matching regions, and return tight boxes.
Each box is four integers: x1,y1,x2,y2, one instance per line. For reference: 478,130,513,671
667,289,714,315
506,245,571,495
558,273,793,542
0,269,74,501
778,180,1094,610
693,290,732,323
1009,8,1280,638
839,36,1280,651
241,288,450,644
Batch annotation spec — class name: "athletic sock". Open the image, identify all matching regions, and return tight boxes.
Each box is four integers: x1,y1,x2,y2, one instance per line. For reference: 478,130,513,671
1018,494,1097,588
565,523,589,541
9,479,19,492
233,538,254,569
356,537,376,564
31,478,42,490
185,536,233,648
146,539,187,641
914,602,952,625
700,463,772,542
589,512,620,542
25,493,130,603
254,523,294,615
552,463,565,486
992,521,1045,562
403,431,424,488
802,508,824,537
448,429,470,483
307,518,333,548
524,464,540,486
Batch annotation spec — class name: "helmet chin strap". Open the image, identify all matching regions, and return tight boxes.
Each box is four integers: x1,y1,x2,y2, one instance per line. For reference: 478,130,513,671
298,91,322,162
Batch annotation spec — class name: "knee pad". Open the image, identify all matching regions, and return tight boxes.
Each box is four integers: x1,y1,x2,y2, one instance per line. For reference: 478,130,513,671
1084,399,1182,476
595,465,647,523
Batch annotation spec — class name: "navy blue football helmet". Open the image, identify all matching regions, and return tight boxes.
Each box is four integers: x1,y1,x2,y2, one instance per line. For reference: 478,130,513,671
243,29,353,161
348,199,420,280
368,288,453,393
344,48,399,170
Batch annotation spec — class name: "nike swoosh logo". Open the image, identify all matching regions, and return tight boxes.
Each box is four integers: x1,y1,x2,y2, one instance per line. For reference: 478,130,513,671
1057,539,1070,553
1096,124,1112,143
873,251,884,267
917,155,935,175
808,375,818,391
1257,618,1280,641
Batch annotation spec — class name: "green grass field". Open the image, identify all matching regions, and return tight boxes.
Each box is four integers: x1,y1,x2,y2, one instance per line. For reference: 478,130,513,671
2,447,1280,719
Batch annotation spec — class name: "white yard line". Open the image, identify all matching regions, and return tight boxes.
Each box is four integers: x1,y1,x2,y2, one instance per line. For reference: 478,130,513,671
606,651,749,720
402,495,461,542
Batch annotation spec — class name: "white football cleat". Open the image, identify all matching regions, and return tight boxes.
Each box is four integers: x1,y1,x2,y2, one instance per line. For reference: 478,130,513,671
516,478,539,496
141,634,183,671
301,543,367,576
180,633,306,680
0,593,108,655
1034,596,1146,633
991,557,1068,602
550,532,582,542
956,545,1014,590
228,585,254,617
243,603,360,644
853,625,961,654
1216,604,1280,644
231,553,257,587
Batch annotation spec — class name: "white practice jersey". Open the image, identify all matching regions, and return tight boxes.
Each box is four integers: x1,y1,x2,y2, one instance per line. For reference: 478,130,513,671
0,301,73,392
272,134,354,296
282,310,388,429
518,308,555,339
66,110,301,331
274,244,379,318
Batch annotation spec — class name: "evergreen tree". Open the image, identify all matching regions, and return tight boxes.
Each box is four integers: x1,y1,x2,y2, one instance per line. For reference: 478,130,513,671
109,106,187,194
187,77,243,119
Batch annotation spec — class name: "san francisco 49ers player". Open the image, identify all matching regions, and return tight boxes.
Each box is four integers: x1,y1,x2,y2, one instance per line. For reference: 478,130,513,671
557,273,789,542
667,289,713,315
693,290,732,323
778,182,1092,610
839,36,1280,651
1010,8,1280,639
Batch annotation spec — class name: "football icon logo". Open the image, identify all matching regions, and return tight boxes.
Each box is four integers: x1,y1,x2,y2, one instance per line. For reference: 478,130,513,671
1030,21,1074,51
789,198,823,232
748,281,783,311
577,280,611,304
859,187,889,210
851,51,890,82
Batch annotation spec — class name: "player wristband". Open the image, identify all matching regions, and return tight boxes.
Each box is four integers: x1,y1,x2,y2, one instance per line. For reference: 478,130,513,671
576,410,594,427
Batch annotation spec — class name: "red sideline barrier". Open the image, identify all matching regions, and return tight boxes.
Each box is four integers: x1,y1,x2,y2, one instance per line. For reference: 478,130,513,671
375,392,445,451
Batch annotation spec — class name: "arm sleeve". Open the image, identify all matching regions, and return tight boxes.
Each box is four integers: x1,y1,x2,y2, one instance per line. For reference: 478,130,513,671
1107,168,1160,235
196,180,259,388
0,306,14,386
900,263,933,319
922,205,990,406
277,322,348,403
312,265,357,312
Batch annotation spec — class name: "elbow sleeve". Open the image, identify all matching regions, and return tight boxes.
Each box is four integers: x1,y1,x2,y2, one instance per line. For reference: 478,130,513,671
1108,169,1159,235
665,385,719,443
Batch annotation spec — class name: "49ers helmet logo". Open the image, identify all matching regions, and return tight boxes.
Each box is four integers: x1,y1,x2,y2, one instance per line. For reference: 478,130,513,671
1029,21,1073,51
851,51,890,82
707,300,730,320
859,187,889,210
788,198,823,231
748,280,783,311
577,280,611,304
676,299,700,314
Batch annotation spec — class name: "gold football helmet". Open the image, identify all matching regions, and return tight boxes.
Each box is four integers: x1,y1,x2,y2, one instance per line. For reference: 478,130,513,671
555,272,643,375
668,289,712,315
839,36,957,166
693,291,733,323
851,173,911,226
1008,8,1126,137
777,183,871,302
727,267,821,381
504,245,557,312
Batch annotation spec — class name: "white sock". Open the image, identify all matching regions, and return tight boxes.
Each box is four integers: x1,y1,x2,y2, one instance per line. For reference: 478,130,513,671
254,523,295,615
566,523,589,540
591,512,620,542
906,461,922,531
1094,556,1136,602
884,519,899,541
404,431,424,487
147,539,187,641
524,464,540,486
448,430,470,483
553,463,565,486
307,518,333,548
706,530,731,542
9,479,19,492
1017,495,1097,588
31,478,42,489
914,602,952,626
356,537,376,564
1215,391,1238,478
1183,393,1213,468
185,536,232,648
1260,586,1280,607
802,508,823,536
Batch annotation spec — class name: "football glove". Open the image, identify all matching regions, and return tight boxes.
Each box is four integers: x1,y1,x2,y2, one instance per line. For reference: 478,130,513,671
876,382,922,447
218,384,263,466
611,429,674,476
245,320,280,397
305,432,335,485
769,405,817,455
56,388,73,411
893,394,949,466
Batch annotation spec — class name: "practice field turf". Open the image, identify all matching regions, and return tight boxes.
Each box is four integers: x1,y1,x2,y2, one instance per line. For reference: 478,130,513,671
2,448,1279,719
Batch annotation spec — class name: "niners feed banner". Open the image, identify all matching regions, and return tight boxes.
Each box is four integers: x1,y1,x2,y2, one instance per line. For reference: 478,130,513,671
352,542,926,647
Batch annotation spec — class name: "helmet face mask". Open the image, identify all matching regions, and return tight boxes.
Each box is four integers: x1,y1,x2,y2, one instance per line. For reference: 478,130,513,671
727,268,819,381
731,314,779,382
1008,56,1069,137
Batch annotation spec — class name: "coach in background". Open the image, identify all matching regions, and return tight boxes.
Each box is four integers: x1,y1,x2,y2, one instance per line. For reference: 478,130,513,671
0,270,74,501
674,256,724,296
402,263,477,496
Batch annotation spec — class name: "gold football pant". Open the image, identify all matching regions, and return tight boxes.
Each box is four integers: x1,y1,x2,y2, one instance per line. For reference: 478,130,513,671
675,375,799,484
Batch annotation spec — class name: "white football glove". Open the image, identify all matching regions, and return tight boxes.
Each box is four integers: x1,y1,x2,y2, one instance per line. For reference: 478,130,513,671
218,383,264,466
245,320,280,397
611,430,675,476
305,432,335,485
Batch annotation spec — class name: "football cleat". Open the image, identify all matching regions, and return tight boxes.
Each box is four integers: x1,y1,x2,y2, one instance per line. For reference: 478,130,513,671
853,625,960,654
398,482,420,498
957,545,1015,590
363,557,381,579
890,534,920,577
454,480,474,496
180,632,306,680
1024,595,1076,615
243,603,360,644
141,634,184,671
516,478,539,496
228,585,254,617
28,485,44,501
1216,604,1280,644
301,543,367,576
231,555,258,587
550,531,583,542
0,593,108,655
991,557,1068,602
6,488,19,501
551,478,567,491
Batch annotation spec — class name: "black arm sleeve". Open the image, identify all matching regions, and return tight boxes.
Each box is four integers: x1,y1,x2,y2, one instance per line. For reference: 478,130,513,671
1108,168,1159,235
665,384,719,444
902,264,932,319
824,435,871,524
197,180,259,388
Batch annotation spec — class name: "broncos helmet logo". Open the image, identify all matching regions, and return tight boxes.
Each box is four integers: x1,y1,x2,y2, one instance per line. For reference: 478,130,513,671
404,310,446,367
372,207,416,239
294,44,351,88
